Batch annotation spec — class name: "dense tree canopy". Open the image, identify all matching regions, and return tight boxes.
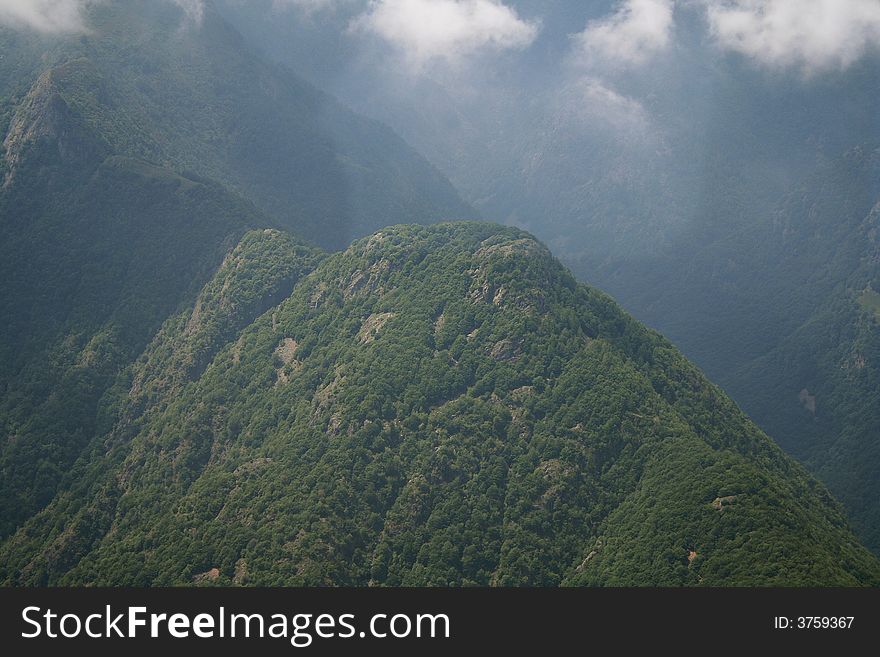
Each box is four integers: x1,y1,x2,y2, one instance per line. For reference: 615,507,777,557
3,223,877,586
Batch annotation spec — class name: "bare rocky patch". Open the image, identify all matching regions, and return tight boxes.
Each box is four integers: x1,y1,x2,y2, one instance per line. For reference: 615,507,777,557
358,312,395,344
711,495,738,512
799,388,817,415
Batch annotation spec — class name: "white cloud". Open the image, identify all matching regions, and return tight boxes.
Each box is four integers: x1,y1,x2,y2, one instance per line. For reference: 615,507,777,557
564,1,672,137
0,0,206,33
0,0,94,33
702,0,880,72
352,0,539,66
574,0,674,68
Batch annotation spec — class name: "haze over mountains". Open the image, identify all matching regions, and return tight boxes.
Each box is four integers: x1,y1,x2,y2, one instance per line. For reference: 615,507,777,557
209,0,880,553
0,0,879,585
0,0,468,540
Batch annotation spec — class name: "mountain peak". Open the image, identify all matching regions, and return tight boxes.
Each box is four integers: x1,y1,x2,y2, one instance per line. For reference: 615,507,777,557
2,66,102,185
3,221,877,586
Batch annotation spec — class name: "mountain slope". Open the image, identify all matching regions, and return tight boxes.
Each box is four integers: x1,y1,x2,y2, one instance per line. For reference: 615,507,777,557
3,222,876,586
0,0,472,251
0,0,473,543
0,53,317,539
601,145,880,552
0,107,312,538
214,1,880,553
713,149,880,551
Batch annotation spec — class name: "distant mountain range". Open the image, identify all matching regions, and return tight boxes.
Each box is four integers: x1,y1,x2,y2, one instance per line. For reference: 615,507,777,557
1,0,878,586
211,0,880,554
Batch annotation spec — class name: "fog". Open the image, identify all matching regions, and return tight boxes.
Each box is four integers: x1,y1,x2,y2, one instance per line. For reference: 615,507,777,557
0,0,205,32
0,0,96,32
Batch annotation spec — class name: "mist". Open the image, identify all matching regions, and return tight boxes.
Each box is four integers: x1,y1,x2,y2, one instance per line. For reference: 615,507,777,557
0,0,95,32
2,0,880,591
214,0,880,443
0,0,205,33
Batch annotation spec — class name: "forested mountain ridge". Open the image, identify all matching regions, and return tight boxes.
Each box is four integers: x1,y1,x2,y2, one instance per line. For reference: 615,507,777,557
0,0,470,544
0,0,472,251
214,0,880,555
3,222,877,586
0,140,274,538
2,0,878,588
714,146,880,552
594,144,880,552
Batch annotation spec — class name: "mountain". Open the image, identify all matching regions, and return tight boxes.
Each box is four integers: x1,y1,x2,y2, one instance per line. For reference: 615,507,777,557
2,1,878,588
2,222,877,586
212,0,880,553
0,0,472,251
0,0,470,543
0,151,274,538
579,145,880,553
707,148,880,553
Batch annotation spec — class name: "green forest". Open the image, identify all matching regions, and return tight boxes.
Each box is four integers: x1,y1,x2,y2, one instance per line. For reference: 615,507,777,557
2,222,877,586
1,0,879,589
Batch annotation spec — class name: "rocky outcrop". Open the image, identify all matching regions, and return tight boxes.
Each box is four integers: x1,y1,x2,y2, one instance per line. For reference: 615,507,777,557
2,66,106,186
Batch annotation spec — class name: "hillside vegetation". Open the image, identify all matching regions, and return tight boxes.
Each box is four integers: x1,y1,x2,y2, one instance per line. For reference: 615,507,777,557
3,223,876,586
